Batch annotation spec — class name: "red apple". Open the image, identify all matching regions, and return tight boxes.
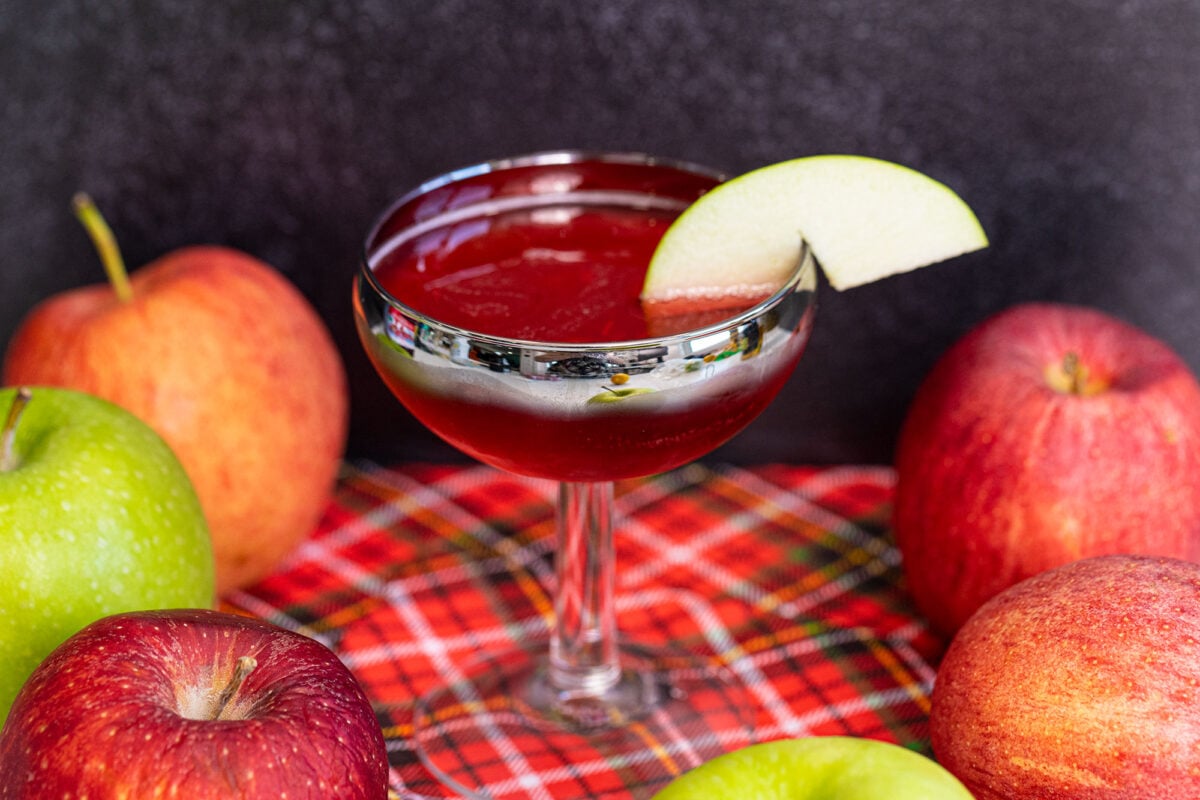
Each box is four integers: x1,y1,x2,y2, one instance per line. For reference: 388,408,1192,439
2,194,348,592
930,554,1200,799
893,302,1200,635
0,608,389,797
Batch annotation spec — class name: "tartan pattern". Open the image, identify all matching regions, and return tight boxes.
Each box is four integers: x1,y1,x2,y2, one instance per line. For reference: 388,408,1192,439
223,461,944,799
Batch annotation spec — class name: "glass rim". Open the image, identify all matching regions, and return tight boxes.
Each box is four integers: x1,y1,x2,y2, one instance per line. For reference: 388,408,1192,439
358,150,817,353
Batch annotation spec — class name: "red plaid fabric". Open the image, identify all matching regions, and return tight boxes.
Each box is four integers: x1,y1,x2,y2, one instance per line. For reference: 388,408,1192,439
222,462,944,799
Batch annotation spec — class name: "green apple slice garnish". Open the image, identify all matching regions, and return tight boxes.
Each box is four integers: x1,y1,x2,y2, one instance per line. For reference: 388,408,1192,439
642,155,987,302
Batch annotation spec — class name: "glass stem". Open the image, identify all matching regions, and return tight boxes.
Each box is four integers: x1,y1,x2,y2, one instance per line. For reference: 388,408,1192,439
549,481,621,697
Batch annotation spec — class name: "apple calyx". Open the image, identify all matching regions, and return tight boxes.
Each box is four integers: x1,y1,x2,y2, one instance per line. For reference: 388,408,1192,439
210,655,257,721
1045,351,1107,396
0,388,32,473
72,192,134,304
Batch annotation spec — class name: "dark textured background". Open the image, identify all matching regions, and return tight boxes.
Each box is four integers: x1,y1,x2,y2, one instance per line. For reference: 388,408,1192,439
2,1,1197,465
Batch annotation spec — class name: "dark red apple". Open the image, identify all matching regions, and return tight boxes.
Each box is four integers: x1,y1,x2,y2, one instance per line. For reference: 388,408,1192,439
930,554,1200,799
894,302,1200,635
0,609,388,798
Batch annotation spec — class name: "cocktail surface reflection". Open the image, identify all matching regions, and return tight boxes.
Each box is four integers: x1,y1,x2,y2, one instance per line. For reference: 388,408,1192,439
354,152,816,799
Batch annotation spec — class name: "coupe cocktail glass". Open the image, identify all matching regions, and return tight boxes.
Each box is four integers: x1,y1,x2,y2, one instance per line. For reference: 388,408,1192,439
354,152,817,798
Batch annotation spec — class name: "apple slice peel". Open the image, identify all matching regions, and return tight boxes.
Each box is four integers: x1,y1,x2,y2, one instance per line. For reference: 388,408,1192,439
641,154,988,302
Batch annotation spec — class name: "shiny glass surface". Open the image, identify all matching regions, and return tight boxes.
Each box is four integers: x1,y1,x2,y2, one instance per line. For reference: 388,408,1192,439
353,151,816,799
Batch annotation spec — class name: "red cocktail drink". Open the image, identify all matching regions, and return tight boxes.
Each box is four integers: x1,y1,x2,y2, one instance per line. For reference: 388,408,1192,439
353,152,817,800
359,156,815,482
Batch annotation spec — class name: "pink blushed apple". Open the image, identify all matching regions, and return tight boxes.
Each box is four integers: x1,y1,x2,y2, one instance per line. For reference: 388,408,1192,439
893,302,1200,635
930,554,1200,799
0,608,389,798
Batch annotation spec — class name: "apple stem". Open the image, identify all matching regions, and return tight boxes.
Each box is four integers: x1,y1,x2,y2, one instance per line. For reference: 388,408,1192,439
0,388,32,473
72,192,134,304
1062,351,1084,394
212,656,257,720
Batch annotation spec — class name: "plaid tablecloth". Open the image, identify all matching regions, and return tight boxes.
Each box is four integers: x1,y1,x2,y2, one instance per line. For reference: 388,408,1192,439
222,461,945,799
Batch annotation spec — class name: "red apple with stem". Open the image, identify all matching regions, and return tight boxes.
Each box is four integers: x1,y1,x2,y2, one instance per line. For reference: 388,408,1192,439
930,554,1200,799
0,608,389,798
2,194,349,593
893,302,1200,635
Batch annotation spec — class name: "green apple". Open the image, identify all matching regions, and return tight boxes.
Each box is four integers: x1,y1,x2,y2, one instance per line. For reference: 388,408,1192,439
0,386,214,723
642,154,987,301
651,737,974,800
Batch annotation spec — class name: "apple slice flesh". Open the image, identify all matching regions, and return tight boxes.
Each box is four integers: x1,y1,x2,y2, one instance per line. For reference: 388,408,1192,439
642,155,988,300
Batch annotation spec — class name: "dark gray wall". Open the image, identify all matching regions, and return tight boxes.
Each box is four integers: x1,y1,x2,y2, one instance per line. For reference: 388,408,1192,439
3,1,1198,465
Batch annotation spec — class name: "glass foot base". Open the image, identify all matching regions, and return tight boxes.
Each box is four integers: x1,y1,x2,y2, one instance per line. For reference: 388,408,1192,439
413,641,753,799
